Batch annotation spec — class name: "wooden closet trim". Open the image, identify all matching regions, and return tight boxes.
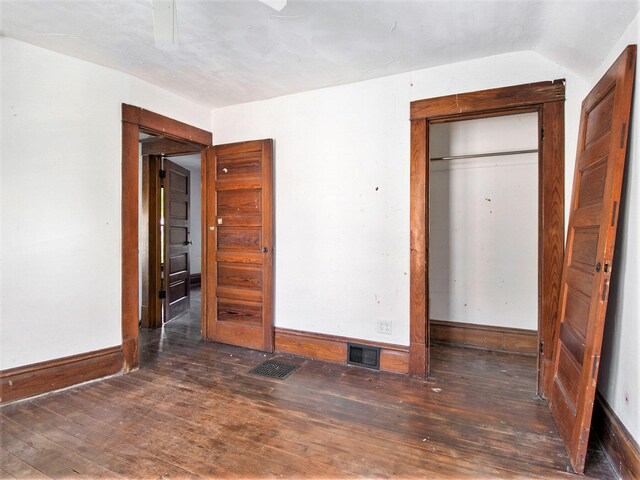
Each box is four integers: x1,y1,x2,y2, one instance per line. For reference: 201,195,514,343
121,104,212,372
409,81,565,399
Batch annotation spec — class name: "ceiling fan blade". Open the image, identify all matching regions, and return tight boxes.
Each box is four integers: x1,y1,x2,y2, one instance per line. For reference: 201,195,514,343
258,0,287,11
152,0,179,51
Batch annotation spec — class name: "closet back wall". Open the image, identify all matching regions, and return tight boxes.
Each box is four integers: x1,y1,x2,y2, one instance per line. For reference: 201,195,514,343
429,114,539,330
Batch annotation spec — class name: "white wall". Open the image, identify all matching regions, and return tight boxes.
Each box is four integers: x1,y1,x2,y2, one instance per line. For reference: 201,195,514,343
211,51,587,346
0,38,210,370
594,13,640,444
429,114,538,330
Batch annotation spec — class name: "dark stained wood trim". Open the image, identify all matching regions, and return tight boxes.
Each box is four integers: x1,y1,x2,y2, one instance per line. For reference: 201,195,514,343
122,120,140,371
410,80,566,120
122,104,213,372
122,104,212,146
190,273,202,287
141,155,163,329
409,81,565,390
409,118,428,377
427,106,539,124
262,139,275,352
592,391,640,480
140,137,203,156
0,346,123,404
539,101,565,397
430,320,537,355
201,149,209,339
275,328,409,375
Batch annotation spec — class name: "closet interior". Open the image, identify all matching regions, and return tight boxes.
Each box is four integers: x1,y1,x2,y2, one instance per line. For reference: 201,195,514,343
428,112,540,373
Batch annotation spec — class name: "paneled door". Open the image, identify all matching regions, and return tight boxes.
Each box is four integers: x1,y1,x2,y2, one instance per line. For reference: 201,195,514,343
163,159,192,323
548,45,635,474
203,140,274,352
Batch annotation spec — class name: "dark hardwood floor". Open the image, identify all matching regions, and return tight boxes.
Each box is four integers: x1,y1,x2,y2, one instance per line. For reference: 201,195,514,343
1,287,615,479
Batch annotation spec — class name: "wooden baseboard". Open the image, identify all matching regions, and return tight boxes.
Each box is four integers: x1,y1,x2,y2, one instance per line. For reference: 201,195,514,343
430,319,537,355
592,391,640,479
274,328,409,374
190,273,202,287
0,346,123,404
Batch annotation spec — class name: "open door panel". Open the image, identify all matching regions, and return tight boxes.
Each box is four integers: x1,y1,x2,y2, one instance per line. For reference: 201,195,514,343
203,139,274,352
549,45,636,474
163,159,192,323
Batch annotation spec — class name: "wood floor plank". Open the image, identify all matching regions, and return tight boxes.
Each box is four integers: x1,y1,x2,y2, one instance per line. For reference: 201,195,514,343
0,288,615,479
0,448,51,480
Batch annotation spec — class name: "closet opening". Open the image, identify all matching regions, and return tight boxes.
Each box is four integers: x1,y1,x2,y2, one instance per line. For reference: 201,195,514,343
409,80,566,398
428,113,540,381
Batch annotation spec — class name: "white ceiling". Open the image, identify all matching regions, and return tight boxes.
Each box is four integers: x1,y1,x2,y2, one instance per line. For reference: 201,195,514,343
2,1,639,108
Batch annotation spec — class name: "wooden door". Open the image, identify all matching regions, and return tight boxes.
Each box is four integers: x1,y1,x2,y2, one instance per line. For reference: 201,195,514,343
163,159,192,322
203,140,274,352
548,45,635,474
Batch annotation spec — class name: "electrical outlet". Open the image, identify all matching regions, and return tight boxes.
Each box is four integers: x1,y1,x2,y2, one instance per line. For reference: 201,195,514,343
377,319,392,335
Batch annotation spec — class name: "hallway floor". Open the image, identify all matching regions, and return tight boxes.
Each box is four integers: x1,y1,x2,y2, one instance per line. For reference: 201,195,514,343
1,288,615,479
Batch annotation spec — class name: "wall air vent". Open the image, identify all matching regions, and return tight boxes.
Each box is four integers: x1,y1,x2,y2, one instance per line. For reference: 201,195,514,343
347,343,380,370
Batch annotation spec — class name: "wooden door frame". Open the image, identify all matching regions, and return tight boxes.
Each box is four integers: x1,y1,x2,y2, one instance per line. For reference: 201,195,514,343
122,104,212,372
409,81,566,398
140,154,163,329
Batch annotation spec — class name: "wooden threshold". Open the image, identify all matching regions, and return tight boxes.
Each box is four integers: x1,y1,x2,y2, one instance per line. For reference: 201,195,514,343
592,391,640,480
430,319,537,355
0,346,123,404
275,328,409,374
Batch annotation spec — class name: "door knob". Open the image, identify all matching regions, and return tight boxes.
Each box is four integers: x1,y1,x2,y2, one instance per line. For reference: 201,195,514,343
263,247,269,253
184,241,193,246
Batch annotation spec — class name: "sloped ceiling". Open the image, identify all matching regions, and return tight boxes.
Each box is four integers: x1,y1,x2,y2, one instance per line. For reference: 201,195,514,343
1,0,638,108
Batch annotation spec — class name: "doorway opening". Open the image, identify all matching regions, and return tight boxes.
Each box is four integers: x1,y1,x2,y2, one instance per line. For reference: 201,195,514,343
409,81,565,399
139,145,203,330
428,113,540,380
121,104,213,372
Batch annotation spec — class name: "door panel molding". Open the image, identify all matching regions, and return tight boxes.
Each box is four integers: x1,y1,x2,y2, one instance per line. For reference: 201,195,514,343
121,104,212,372
409,81,565,391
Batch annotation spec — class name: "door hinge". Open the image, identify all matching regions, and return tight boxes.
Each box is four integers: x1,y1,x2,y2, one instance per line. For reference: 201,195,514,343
540,126,545,141
539,341,544,356
159,290,166,299
159,169,166,179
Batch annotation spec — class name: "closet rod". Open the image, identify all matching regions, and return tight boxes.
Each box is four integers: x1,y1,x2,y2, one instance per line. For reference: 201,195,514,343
430,148,538,162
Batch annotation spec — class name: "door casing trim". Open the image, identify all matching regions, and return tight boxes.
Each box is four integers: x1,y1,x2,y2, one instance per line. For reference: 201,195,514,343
409,81,566,399
121,104,212,371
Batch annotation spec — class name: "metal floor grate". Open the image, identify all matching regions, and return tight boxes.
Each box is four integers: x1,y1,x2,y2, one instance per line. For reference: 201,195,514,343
249,360,300,380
